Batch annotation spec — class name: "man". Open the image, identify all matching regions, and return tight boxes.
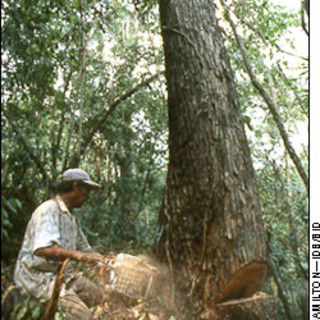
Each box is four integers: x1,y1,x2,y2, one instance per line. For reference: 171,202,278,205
14,168,106,320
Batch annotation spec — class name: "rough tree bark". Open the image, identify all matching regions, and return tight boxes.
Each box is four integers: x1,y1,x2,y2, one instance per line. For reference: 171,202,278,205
154,1,277,319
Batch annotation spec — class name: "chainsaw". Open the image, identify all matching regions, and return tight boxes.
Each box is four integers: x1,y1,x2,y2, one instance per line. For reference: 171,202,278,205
95,253,166,301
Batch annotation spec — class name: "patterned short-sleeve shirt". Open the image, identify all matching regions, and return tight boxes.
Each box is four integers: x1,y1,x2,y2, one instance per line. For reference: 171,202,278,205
14,196,92,300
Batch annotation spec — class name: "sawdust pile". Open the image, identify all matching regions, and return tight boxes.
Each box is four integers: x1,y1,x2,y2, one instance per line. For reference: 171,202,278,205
90,254,181,320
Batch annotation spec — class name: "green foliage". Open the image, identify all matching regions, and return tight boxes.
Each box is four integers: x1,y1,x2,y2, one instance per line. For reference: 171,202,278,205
221,1,308,319
1,0,307,319
2,0,166,262
7,297,45,320
1,197,22,241
258,158,308,320
1,197,26,265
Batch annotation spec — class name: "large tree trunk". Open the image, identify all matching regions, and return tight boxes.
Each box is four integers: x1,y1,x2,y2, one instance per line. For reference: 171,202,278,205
154,1,277,319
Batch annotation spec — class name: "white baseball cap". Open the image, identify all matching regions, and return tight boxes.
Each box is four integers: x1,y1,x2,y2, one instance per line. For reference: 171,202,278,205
62,168,101,189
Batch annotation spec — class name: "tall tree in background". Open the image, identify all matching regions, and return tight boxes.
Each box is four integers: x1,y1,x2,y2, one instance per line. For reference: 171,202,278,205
155,1,276,319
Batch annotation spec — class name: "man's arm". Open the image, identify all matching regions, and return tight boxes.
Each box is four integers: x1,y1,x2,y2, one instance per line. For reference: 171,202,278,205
34,244,104,264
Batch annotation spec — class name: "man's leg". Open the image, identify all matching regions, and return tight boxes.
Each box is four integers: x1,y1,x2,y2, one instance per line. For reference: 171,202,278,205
59,290,94,320
59,276,105,320
68,276,105,307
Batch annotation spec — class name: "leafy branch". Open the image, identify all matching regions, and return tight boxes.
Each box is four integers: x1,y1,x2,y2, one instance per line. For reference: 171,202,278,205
221,0,308,191
3,109,49,182
219,1,308,115
70,71,164,166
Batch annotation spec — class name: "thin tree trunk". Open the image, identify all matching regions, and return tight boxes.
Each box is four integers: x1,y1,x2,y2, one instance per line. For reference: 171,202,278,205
4,111,49,182
70,72,163,167
54,69,73,175
267,233,294,320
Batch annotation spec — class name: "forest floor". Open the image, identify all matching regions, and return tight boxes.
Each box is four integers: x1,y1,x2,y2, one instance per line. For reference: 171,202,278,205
90,295,178,320
1,254,181,320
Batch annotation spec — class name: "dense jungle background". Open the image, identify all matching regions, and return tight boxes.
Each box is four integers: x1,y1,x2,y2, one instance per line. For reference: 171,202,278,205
1,0,308,319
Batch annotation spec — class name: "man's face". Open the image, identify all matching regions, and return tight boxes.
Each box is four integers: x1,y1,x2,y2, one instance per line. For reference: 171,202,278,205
71,184,91,208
